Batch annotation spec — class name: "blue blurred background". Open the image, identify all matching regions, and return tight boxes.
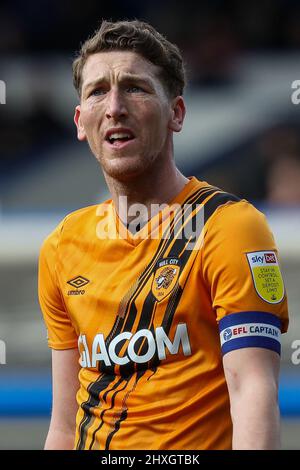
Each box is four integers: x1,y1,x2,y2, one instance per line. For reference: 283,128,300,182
0,0,300,449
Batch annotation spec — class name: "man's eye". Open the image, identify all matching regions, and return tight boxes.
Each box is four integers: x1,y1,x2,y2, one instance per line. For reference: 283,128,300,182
90,88,106,96
127,86,143,93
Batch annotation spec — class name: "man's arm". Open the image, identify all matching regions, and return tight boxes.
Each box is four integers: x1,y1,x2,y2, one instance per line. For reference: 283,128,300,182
45,348,81,450
223,347,281,450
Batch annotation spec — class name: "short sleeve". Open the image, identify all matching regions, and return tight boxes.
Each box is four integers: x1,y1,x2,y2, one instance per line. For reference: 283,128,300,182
202,200,289,355
38,220,78,350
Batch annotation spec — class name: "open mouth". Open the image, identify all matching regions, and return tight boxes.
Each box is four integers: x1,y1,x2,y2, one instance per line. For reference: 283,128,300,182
105,130,135,147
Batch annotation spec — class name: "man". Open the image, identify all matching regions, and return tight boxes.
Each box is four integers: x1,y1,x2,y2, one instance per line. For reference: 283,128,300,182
38,20,289,450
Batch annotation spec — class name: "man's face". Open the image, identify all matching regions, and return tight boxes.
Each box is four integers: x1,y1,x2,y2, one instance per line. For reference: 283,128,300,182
74,50,184,180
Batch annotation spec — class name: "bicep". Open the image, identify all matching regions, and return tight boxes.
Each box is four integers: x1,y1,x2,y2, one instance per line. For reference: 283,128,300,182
223,348,281,449
50,348,81,431
223,347,280,397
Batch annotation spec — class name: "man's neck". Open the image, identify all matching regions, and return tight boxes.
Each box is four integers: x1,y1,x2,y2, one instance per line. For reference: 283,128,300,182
104,160,189,226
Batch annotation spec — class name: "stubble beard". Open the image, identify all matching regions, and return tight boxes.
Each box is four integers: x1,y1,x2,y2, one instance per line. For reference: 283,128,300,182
95,148,158,182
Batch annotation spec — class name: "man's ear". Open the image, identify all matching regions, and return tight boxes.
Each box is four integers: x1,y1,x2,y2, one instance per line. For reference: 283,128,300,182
168,96,186,132
74,105,86,141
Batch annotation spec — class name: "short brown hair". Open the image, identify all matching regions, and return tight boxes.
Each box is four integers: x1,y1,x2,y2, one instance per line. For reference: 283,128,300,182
72,19,186,99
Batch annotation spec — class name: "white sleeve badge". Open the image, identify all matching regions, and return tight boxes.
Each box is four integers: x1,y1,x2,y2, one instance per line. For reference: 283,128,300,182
246,250,285,304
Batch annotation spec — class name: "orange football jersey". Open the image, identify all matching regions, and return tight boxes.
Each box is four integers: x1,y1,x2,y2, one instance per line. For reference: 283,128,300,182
38,177,288,450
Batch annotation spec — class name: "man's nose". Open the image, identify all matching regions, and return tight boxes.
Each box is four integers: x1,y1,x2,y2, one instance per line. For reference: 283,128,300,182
105,89,128,120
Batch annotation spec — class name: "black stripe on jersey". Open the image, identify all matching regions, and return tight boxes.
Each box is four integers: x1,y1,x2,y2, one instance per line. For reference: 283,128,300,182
104,370,145,450
99,303,139,377
88,377,130,450
76,373,117,450
120,291,157,376
147,284,184,371
106,408,127,450
162,284,184,333
204,191,240,224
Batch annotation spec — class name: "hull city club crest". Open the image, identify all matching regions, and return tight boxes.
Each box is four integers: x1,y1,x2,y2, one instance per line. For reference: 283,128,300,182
152,257,181,301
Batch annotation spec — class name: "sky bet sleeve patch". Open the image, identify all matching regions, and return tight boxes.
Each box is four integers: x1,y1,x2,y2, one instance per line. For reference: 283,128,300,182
219,311,281,355
246,250,285,304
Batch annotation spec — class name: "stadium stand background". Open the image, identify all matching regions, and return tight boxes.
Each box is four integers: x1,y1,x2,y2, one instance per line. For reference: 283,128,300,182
0,0,300,449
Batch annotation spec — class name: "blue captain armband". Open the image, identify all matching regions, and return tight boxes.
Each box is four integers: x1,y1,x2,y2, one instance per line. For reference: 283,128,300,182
219,311,282,356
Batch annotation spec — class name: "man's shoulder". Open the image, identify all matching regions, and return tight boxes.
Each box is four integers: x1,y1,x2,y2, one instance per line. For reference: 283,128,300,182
42,200,113,248
63,199,113,227
195,182,271,238
206,195,265,227
203,194,272,250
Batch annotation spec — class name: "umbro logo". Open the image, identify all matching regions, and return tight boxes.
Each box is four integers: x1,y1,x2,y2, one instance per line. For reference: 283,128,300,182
67,276,90,296
68,276,90,288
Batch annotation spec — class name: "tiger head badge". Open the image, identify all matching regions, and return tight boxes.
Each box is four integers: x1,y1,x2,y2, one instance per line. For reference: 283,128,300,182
152,258,181,301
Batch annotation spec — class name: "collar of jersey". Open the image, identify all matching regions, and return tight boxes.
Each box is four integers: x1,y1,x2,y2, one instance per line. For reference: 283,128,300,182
111,176,200,247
